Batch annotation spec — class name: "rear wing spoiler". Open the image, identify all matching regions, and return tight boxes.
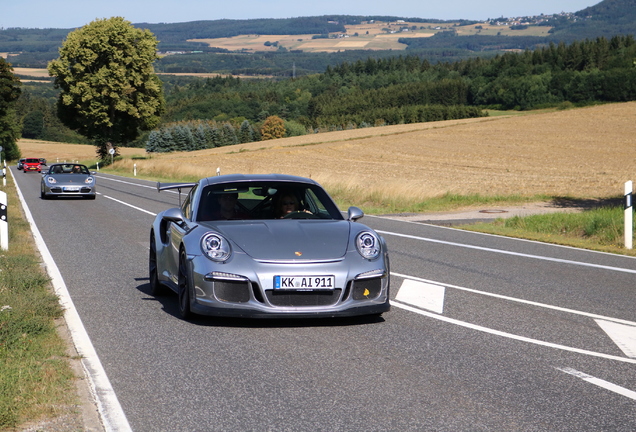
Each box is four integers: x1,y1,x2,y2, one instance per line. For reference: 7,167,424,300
156,182,196,206
156,182,196,193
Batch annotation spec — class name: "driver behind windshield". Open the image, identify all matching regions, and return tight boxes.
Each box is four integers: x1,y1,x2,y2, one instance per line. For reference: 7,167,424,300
275,191,299,218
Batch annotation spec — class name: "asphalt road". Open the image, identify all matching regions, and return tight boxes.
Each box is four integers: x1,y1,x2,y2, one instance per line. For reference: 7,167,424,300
12,167,636,431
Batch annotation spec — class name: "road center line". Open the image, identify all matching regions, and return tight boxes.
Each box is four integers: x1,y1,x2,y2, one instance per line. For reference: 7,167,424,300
100,194,157,216
96,175,180,195
557,368,636,400
390,299,636,364
392,272,636,327
378,230,636,274
96,175,156,189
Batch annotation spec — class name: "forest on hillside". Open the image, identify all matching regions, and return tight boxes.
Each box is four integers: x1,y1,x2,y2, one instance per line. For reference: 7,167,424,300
8,0,636,152
15,35,636,152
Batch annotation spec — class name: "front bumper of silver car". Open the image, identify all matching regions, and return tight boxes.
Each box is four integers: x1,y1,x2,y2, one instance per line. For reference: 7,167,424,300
188,253,390,318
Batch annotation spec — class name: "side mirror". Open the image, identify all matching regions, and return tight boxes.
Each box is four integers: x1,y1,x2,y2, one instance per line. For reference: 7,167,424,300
347,206,364,222
162,207,185,224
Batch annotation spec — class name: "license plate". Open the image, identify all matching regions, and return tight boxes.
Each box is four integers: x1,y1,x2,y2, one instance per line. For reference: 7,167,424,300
63,187,79,192
274,275,335,290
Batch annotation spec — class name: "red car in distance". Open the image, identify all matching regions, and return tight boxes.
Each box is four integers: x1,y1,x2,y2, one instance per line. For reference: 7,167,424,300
22,158,42,173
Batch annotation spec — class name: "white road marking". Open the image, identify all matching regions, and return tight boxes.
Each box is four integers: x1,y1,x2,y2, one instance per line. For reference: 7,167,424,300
378,230,636,274
595,320,636,359
557,368,636,400
100,194,157,216
96,175,181,195
391,299,636,364
392,272,636,364
395,279,445,313
96,175,156,190
392,272,636,327
11,170,132,431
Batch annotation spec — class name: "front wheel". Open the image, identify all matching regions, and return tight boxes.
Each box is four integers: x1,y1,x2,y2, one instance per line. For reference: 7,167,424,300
148,234,164,296
177,249,192,320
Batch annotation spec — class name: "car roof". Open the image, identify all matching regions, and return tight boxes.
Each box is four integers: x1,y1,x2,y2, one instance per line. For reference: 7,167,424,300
198,173,319,187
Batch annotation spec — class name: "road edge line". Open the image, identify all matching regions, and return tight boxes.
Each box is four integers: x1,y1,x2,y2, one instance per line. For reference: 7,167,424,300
10,169,132,432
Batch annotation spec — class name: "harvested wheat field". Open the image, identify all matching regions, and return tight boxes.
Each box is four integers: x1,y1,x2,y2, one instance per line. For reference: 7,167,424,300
17,102,636,202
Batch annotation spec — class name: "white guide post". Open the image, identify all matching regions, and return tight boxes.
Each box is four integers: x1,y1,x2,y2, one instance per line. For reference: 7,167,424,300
0,190,7,250
625,181,633,250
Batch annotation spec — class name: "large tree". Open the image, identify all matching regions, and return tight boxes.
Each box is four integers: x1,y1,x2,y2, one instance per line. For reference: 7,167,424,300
48,17,164,159
0,58,22,161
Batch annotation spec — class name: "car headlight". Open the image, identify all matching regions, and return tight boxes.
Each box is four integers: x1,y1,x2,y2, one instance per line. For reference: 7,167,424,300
85,176,94,184
201,232,231,262
46,177,56,184
356,232,380,259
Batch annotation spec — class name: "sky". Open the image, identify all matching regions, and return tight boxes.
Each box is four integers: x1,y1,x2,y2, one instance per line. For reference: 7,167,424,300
3,0,602,29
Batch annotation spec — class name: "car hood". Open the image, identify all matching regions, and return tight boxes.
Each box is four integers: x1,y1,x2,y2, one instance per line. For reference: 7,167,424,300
209,220,352,261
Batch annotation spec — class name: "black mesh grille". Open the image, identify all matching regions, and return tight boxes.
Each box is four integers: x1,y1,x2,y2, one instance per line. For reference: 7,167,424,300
266,289,342,307
214,280,251,303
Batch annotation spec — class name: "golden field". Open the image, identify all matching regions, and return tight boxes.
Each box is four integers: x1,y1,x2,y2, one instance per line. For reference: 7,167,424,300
190,20,552,53
17,102,636,204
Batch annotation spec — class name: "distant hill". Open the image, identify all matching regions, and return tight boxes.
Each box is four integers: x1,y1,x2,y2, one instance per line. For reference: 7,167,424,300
550,0,636,40
2,2,635,74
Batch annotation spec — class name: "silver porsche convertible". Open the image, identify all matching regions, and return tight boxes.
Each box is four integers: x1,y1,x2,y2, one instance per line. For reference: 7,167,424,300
149,174,390,319
40,163,96,199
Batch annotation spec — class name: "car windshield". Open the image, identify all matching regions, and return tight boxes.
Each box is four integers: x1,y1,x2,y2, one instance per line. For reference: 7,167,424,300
25,158,40,163
196,182,344,221
49,164,89,174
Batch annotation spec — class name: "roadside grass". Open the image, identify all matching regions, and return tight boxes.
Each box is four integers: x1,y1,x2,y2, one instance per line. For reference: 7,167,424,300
326,187,551,215
0,177,78,430
460,204,636,256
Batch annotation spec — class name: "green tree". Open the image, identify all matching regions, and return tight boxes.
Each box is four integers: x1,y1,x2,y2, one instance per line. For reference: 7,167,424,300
22,110,45,139
48,17,165,159
238,120,255,143
260,115,286,140
0,58,22,161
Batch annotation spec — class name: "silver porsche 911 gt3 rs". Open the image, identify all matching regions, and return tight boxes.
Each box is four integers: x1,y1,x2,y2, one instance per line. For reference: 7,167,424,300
149,174,390,319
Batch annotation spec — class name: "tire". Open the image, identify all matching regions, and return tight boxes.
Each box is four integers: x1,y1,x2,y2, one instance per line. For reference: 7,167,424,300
148,234,164,296
40,188,46,199
177,248,192,320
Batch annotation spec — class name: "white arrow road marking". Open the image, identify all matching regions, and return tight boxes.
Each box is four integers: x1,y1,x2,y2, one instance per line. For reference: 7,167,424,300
395,279,445,313
595,319,636,359
558,368,636,400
